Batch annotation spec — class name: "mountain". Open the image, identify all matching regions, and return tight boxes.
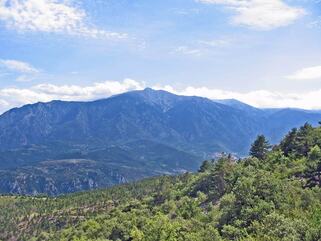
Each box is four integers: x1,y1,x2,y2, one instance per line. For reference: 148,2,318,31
0,88,321,195
0,88,259,154
2,123,321,240
214,98,264,115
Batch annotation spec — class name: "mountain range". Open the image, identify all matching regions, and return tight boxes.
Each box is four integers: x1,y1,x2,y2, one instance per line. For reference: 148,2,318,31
0,88,321,195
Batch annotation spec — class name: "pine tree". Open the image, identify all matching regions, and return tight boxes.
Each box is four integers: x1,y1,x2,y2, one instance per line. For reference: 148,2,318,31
250,135,270,160
280,128,298,156
199,160,213,172
296,123,313,156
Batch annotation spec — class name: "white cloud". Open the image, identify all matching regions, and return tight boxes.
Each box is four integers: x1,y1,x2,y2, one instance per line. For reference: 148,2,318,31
153,85,321,110
308,16,321,29
0,79,321,114
174,37,233,57
172,8,201,15
33,79,144,99
197,0,306,30
174,46,203,56
287,65,321,80
199,38,231,47
0,79,144,113
0,0,127,39
0,59,39,74
0,59,40,82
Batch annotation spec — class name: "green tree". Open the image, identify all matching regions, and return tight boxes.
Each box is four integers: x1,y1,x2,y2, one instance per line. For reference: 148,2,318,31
308,145,321,167
199,160,213,173
296,123,314,156
280,128,298,156
250,135,270,160
306,145,321,187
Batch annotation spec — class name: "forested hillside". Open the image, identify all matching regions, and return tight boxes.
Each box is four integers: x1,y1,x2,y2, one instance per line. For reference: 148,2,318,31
1,123,321,240
1,89,321,195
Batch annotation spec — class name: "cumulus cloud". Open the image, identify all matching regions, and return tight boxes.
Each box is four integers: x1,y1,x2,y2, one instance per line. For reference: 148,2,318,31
33,79,144,99
0,79,144,113
0,79,321,114
197,0,306,30
0,59,39,74
0,0,127,39
287,65,321,80
155,86,321,110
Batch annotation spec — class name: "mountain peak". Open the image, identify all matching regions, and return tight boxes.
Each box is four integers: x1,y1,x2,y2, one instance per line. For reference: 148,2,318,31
143,87,156,92
122,88,181,111
141,87,176,96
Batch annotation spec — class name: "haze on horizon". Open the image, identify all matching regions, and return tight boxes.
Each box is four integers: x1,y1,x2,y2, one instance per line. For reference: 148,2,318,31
0,0,321,112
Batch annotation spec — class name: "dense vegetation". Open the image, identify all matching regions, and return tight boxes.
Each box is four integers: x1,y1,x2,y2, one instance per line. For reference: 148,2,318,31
1,123,321,240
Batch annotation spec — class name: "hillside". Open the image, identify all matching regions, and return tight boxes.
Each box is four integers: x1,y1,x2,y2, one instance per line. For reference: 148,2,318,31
0,88,321,195
1,123,321,240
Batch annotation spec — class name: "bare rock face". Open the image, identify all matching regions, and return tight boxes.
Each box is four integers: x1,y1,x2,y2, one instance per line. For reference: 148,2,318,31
0,160,132,196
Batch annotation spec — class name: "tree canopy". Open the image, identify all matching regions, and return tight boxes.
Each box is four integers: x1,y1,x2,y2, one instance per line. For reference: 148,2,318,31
1,123,321,240
249,135,270,160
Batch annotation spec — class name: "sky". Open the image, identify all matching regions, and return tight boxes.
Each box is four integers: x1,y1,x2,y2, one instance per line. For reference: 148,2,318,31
0,0,321,112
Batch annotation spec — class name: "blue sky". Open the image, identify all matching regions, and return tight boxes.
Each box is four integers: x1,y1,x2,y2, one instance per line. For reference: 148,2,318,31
0,0,321,112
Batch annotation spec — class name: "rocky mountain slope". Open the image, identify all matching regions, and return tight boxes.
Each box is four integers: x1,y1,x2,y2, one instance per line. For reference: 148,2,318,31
0,88,320,195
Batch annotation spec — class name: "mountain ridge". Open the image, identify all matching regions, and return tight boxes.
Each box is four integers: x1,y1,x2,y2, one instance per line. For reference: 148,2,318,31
0,88,321,195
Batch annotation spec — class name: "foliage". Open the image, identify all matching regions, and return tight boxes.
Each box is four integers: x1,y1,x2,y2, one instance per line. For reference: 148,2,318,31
1,123,321,240
249,135,270,160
